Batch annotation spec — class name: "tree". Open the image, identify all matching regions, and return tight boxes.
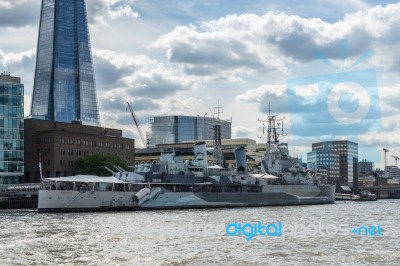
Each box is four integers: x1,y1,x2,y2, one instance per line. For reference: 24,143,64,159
75,153,129,176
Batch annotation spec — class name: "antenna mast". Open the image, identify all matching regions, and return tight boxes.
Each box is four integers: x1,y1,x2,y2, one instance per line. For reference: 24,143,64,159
258,103,286,151
214,100,223,120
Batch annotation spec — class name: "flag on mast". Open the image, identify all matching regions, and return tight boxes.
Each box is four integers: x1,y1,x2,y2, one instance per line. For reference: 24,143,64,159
39,153,43,184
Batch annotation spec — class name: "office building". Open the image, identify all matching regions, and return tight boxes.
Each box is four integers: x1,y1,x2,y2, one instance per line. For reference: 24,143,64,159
307,150,340,183
359,159,374,175
149,116,231,147
307,140,358,188
31,0,100,126
23,119,135,183
0,73,24,184
385,166,400,179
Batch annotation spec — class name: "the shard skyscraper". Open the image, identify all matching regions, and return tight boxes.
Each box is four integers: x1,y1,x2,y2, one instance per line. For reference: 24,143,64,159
31,0,100,126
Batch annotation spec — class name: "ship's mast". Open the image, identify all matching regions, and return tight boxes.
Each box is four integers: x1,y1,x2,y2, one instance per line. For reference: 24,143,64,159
211,100,224,166
265,103,285,151
213,124,223,166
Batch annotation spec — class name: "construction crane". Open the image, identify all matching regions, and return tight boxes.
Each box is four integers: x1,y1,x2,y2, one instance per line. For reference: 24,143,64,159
126,102,146,148
383,148,389,168
392,155,399,166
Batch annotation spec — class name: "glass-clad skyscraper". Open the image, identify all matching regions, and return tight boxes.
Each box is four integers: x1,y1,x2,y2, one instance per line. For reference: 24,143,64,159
0,73,24,184
149,116,231,147
31,0,100,126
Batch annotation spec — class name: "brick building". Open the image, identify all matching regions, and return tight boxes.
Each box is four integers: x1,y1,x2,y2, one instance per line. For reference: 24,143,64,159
23,118,134,182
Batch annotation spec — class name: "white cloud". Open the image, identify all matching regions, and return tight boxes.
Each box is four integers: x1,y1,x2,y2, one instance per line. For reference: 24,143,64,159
93,49,196,99
0,48,35,67
232,125,254,139
86,0,139,28
0,0,38,28
153,3,400,82
0,0,28,9
236,84,288,113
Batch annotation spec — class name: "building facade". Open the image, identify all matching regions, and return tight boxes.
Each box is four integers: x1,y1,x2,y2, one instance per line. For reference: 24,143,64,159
385,166,400,179
31,0,100,126
24,119,134,183
307,150,340,183
308,140,358,188
149,116,231,147
359,159,374,175
0,73,24,184
204,138,257,153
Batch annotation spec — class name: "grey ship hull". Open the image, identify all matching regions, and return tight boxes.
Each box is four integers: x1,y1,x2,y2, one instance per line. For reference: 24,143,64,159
38,184,335,212
136,184,335,210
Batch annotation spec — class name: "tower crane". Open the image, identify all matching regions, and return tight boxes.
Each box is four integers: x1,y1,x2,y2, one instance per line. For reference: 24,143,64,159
392,155,399,167
383,148,389,168
126,102,146,148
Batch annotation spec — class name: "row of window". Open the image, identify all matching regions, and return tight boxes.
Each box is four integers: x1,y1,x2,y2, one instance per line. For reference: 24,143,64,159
60,160,76,167
59,149,96,157
0,162,23,172
0,129,23,139
59,137,130,150
36,137,132,150
0,84,23,95
0,118,24,128
0,150,24,161
0,106,23,117
0,140,23,150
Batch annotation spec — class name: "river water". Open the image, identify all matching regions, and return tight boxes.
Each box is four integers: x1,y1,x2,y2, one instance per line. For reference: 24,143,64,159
1,200,399,265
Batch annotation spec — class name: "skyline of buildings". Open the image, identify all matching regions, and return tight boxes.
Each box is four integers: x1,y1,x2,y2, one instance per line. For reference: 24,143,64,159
1,1,398,185
31,0,100,126
1,1,399,172
0,72,25,184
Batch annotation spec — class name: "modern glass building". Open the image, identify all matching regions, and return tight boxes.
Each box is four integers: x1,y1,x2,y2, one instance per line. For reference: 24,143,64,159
149,116,231,147
31,0,100,126
308,140,358,188
0,73,24,184
307,150,340,183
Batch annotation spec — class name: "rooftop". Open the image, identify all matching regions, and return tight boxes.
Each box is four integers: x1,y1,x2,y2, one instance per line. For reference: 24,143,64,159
0,72,21,83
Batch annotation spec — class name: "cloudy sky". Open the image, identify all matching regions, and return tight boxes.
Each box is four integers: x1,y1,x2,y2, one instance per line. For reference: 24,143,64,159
1,0,400,167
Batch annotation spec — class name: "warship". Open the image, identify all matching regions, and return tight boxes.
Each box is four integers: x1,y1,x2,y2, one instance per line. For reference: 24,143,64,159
37,111,335,212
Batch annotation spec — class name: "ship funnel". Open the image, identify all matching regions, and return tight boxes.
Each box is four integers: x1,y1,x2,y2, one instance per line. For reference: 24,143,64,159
235,147,247,174
193,141,208,168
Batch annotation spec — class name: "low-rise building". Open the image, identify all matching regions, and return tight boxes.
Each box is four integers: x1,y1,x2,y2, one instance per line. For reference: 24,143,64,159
23,118,135,182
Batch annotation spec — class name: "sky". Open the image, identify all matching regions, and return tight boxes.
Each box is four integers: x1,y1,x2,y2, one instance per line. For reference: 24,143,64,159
1,0,400,168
